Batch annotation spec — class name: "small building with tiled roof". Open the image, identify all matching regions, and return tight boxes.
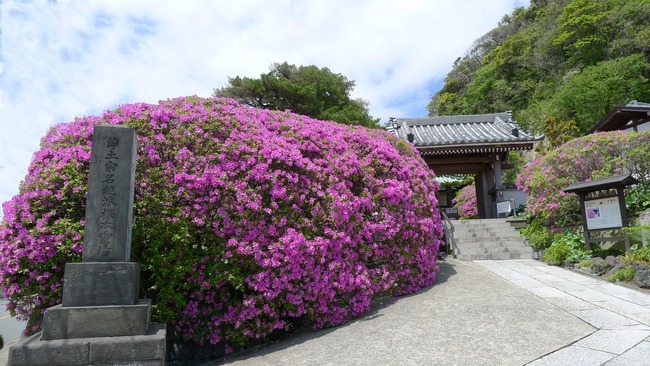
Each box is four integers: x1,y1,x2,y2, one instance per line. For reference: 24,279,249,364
588,100,650,134
389,112,542,218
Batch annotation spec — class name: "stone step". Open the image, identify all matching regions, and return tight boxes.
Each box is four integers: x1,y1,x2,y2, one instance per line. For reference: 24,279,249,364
454,241,533,249
454,227,519,236
454,237,527,243
453,233,524,240
451,218,533,261
456,252,533,261
457,244,533,253
454,227,517,233
453,221,512,228
453,219,512,225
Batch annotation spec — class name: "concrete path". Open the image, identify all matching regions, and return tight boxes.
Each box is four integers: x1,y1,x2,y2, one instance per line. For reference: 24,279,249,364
3,258,650,365
214,259,594,366
476,259,650,366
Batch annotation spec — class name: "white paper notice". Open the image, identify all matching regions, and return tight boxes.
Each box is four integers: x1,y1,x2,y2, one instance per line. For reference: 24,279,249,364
584,197,623,230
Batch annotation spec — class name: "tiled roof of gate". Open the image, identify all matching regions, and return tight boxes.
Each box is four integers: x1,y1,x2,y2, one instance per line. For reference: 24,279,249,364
389,112,541,149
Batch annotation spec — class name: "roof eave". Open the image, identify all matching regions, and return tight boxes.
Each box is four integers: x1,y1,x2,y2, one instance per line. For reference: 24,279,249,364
415,140,538,155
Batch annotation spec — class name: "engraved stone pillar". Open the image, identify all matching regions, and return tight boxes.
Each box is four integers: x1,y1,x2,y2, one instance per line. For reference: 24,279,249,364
63,125,140,307
8,125,166,366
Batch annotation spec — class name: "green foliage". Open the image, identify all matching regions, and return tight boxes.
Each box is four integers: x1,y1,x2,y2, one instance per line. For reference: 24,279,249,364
577,258,594,268
544,230,590,265
544,240,569,265
429,0,650,135
626,187,650,215
521,218,554,250
214,62,380,128
553,0,609,66
549,54,650,132
605,0,650,57
608,266,635,282
503,151,525,184
623,234,650,264
534,116,580,153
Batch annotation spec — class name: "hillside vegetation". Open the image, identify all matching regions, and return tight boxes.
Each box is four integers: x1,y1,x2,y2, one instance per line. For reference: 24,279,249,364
429,0,650,134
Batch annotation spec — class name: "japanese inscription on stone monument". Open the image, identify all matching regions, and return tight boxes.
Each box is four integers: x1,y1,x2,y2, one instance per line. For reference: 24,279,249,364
82,125,137,262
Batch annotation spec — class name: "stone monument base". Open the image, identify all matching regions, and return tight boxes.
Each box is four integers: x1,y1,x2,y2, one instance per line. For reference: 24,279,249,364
42,299,151,340
8,323,166,366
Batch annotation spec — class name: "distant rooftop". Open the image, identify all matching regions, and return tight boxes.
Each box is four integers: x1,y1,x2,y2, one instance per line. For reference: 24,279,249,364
588,100,650,133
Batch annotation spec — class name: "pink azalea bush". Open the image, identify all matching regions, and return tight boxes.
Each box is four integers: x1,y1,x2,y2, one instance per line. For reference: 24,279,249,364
452,183,478,219
0,96,442,346
517,131,650,228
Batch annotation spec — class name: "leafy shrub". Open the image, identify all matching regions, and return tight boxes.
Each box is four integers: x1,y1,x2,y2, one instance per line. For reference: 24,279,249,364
608,266,636,283
544,239,569,265
623,239,650,265
626,188,650,216
452,183,477,219
544,230,590,265
517,131,650,228
520,218,554,250
577,259,595,268
0,97,443,345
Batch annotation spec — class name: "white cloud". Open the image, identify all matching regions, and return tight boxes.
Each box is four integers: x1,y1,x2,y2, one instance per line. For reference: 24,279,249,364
0,0,529,215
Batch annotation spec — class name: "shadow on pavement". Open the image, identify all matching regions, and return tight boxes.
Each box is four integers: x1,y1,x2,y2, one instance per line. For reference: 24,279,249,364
212,258,457,365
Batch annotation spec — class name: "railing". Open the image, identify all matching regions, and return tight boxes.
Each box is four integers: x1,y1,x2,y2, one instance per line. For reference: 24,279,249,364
440,210,457,258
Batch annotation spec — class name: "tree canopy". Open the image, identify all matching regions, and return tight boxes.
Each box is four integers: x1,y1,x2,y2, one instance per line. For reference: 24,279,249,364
214,62,380,128
428,0,650,135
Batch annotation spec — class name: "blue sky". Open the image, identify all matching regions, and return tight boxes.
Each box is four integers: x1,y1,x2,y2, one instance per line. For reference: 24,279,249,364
0,0,530,215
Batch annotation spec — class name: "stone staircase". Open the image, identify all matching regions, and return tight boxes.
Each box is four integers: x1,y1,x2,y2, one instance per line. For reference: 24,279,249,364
450,218,534,261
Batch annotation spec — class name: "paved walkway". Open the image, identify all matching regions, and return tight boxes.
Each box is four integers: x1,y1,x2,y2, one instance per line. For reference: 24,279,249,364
477,259,650,365
3,259,650,365
218,259,650,366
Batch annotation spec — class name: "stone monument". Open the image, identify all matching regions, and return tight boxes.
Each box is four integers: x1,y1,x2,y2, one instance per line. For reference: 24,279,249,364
8,125,166,366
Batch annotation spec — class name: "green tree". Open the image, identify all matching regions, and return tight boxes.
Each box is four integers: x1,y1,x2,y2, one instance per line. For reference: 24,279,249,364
605,0,650,58
534,116,580,153
503,151,526,184
549,54,650,132
553,0,609,66
213,62,380,128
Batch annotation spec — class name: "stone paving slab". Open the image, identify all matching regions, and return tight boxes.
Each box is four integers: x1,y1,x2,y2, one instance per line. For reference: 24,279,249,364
613,292,650,306
574,329,650,354
477,259,650,366
566,290,619,303
542,280,591,292
542,296,601,312
571,307,644,329
628,312,650,326
575,329,650,354
590,283,643,296
526,345,615,366
595,299,650,316
604,340,650,365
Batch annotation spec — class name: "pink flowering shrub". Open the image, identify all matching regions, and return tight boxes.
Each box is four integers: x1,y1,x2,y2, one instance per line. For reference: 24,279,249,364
0,96,442,345
517,131,650,228
452,183,477,219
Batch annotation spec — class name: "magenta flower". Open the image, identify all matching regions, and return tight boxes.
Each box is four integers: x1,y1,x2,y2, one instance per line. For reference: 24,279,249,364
0,96,443,348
